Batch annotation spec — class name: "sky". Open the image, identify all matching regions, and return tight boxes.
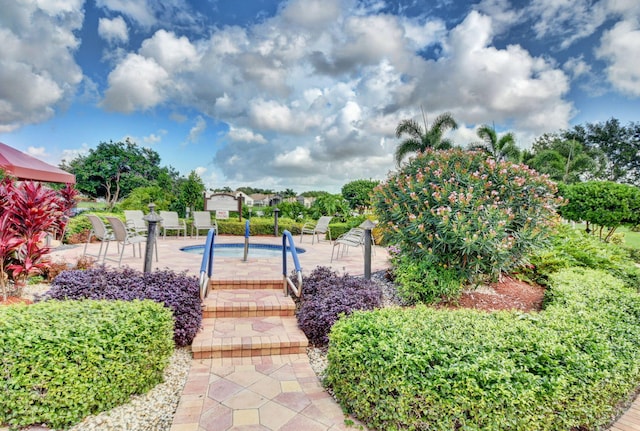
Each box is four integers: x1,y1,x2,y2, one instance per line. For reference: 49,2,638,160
0,0,639,193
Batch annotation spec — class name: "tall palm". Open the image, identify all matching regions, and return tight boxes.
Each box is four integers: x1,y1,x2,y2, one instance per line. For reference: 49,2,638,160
471,124,520,162
394,111,458,165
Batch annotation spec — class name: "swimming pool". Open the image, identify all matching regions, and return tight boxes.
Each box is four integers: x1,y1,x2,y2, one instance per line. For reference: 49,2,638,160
180,243,306,258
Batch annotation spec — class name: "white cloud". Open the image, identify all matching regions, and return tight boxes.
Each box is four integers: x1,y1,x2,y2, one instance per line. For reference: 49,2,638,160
187,116,206,143
0,0,83,131
194,166,207,177
139,30,199,72
27,146,47,157
227,126,268,144
98,16,128,44
143,130,166,144
96,0,156,27
101,53,169,112
596,19,640,96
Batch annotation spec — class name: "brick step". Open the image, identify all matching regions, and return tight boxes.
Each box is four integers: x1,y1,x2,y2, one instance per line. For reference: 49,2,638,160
202,289,296,318
208,279,283,291
191,315,308,359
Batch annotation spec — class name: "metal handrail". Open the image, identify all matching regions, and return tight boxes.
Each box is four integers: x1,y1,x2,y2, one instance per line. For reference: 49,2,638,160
282,230,303,298
199,228,216,300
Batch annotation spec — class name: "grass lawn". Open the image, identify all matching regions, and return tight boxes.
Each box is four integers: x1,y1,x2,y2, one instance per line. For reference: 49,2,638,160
618,225,640,249
77,201,107,210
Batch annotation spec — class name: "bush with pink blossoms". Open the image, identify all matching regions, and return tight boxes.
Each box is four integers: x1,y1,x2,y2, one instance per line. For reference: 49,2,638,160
372,149,563,282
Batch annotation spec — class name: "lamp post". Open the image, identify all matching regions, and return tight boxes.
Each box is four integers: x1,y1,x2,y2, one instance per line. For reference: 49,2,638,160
360,220,376,280
273,208,280,237
143,203,162,273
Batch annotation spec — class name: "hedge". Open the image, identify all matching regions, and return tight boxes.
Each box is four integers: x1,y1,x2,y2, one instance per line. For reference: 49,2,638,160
0,300,174,429
326,268,640,430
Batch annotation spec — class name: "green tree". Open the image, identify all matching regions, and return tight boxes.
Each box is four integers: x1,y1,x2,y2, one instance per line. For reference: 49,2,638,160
64,139,162,208
309,194,350,221
394,111,458,165
567,118,640,186
470,124,520,162
174,171,205,216
558,181,640,241
341,179,380,213
526,137,599,184
119,186,173,211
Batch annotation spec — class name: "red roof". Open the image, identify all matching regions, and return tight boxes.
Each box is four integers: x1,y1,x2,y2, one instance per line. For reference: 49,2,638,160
0,142,75,184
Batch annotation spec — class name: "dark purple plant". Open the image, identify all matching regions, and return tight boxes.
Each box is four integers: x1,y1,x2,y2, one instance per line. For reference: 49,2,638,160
296,266,382,346
43,267,202,347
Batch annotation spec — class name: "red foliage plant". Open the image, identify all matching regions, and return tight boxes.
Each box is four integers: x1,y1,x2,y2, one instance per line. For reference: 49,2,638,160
0,178,77,300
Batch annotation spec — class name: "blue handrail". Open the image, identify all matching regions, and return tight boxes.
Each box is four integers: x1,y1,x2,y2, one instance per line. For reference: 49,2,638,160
282,230,303,297
199,228,216,300
243,220,250,261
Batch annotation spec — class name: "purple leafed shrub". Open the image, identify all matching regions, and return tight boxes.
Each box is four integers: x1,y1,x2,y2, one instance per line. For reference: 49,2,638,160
297,266,382,346
42,267,202,347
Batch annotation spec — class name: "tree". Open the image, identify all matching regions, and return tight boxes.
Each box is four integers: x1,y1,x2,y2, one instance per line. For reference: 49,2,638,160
526,136,599,184
558,181,640,241
567,118,640,186
64,139,163,208
309,194,351,221
174,171,205,216
470,124,520,162
394,110,458,165
341,179,380,213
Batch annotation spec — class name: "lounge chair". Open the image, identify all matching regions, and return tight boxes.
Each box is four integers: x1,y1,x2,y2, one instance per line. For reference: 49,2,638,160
192,211,218,238
83,214,115,262
330,228,366,262
300,216,332,244
105,217,157,267
159,211,187,239
124,210,148,235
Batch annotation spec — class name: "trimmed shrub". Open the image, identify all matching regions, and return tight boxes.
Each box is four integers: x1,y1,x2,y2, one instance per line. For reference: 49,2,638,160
392,253,464,304
372,149,563,281
43,267,202,347
0,300,174,429
521,224,640,288
295,266,382,346
326,268,640,431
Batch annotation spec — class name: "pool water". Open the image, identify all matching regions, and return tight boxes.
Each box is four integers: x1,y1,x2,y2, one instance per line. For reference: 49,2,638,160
180,243,305,258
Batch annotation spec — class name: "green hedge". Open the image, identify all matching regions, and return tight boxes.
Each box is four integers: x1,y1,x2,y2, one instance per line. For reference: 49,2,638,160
326,268,640,430
0,300,174,429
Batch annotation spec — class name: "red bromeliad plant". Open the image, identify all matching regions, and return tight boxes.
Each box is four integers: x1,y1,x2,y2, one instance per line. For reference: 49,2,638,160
0,178,77,300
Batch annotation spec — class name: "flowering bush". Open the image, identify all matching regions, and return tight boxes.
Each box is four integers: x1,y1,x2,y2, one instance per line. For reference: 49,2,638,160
372,149,563,281
0,179,76,300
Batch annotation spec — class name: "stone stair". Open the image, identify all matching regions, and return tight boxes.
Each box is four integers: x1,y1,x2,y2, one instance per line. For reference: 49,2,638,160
191,280,308,360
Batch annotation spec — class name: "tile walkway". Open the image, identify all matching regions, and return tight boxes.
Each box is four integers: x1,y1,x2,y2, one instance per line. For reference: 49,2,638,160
45,233,640,430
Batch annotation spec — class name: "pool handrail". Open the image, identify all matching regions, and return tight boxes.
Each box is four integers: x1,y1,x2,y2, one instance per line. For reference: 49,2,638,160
282,230,303,298
199,228,216,300
243,220,250,262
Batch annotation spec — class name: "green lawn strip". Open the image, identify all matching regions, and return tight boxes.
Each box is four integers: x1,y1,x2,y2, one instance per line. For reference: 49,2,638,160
326,268,640,431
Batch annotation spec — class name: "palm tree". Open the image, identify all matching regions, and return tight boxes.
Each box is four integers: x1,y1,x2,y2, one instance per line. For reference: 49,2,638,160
470,124,520,162
394,110,458,165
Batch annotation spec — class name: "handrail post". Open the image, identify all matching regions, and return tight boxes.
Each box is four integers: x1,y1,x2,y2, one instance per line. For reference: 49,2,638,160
199,228,216,300
282,230,302,298
243,220,250,262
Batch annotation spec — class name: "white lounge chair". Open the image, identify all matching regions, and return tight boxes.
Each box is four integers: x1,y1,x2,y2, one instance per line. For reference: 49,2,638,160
192,211,218,238
83,214,115,262
159,211,187,239
300,216,332,244
105,217,157,267
124,210,147,236
330,228,366,262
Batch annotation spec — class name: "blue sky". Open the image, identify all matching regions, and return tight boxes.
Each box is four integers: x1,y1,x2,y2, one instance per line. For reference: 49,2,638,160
0,0,639,193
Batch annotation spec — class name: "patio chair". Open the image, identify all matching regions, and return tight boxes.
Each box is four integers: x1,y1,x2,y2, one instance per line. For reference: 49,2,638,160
330,228,366,262
105,217,157,267
300,216,332,244
83,214,116,262
192,211,218,238
159,211,187,239
124,210,148,235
